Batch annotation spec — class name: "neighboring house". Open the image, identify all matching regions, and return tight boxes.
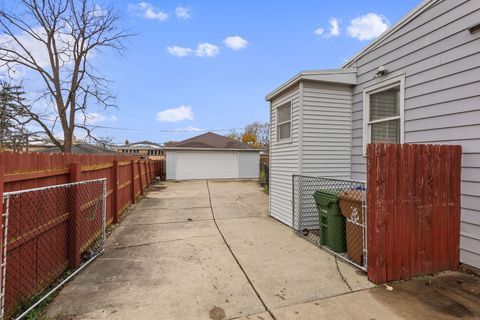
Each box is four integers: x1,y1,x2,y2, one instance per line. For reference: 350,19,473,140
266,0,480,269
37,143,118,154
164,132,261,180
26,138,56,152
114,141,164,159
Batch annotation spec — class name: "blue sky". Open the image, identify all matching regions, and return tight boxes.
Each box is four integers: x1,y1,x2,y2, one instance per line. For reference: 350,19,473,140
48,0,422,144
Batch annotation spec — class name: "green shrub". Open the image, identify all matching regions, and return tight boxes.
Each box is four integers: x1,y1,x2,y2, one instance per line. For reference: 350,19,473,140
259,169,266,185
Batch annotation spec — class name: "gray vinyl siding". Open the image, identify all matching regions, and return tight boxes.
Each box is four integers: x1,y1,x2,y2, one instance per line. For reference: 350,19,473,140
269,86,301,226
346,0,480,268
166,151,176,180
301,81,353,179
295,81,353,230
239,152,260,179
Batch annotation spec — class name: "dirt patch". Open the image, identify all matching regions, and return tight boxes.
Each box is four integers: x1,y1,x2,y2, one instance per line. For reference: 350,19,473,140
152,185,167,191
371,272,480,319
209,305,226,320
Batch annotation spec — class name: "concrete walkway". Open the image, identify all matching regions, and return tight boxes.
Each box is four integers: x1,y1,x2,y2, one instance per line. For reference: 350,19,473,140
45,180,480,320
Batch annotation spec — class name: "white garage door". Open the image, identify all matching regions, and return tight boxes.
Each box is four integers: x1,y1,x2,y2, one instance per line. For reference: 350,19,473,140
175,151,239,180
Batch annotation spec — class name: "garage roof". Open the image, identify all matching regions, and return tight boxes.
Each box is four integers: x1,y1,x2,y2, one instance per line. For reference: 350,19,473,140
164,132,260,151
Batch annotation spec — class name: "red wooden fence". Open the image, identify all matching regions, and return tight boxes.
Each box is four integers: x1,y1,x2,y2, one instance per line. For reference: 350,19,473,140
367,144,462,284
0,152,165,224
0,151,165,317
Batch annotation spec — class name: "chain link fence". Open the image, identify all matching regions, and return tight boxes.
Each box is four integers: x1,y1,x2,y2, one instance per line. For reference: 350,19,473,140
292,175,367,271
1,179,106,319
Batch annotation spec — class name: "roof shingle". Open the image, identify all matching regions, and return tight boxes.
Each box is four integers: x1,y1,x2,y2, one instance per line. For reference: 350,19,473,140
166,132,258,150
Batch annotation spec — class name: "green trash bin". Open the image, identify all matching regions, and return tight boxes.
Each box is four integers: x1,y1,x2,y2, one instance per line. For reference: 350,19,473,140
313,190,346,253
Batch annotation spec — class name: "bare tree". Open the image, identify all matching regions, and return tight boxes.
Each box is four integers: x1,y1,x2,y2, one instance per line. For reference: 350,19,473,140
244,121,269,147
225,129,241,141
0,0,130,152
87,135,113,149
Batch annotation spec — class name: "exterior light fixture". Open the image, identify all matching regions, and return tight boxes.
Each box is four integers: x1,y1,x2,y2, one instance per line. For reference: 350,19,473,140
374,66,387,79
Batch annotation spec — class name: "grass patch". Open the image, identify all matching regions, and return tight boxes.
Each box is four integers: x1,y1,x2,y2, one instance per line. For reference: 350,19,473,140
259,169,266,185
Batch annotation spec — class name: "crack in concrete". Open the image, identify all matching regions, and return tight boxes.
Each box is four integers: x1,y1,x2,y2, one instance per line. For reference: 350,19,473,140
206,180,278,320
134,206,212,211
121,215,266,228
110,234,218,250
334,256,353,291
121,218,214,227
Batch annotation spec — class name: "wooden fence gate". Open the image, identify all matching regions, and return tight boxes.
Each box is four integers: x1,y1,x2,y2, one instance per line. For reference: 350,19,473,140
367,144,462,284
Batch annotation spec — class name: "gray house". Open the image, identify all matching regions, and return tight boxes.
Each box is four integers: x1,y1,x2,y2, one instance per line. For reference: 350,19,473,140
266,0,480,270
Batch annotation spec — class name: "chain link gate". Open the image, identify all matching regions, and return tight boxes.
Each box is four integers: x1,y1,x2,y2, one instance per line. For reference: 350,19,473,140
292,175,367,271
0,179,106,320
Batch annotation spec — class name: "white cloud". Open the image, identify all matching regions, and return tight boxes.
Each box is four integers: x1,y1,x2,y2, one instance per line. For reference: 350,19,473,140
156,105,193,122
84,112,118,124
314,28,325,36
167,43,219,58
130,2,168,21
0,26,75,71
0,24,100,82
347,13,390,41
224,36,249,50
326,18,341,38
315,18,340,39
181,126,202,132
86,112,106,124
167,46,194,57
175,6,191,20
195,43,220,57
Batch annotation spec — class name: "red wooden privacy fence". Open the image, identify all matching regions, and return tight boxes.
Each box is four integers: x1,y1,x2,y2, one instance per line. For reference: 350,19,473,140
0,152,165,317
0,152,165,224
367,144,461,284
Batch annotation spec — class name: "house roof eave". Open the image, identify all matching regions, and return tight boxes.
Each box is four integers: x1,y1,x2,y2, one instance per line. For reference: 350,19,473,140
265,69,357,101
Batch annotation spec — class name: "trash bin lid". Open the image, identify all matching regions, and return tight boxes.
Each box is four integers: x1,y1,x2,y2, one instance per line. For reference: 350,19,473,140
313,190,339,206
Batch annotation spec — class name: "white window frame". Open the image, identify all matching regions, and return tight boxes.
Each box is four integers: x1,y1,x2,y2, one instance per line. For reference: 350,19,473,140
363,74,405,156
276,100,293,144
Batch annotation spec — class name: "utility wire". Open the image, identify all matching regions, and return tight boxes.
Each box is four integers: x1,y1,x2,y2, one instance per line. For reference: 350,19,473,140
87,124,244,133
33,117,244,133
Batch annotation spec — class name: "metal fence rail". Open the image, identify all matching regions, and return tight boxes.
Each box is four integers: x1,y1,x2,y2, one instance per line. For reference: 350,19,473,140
292,175,367,271
1,179,106,319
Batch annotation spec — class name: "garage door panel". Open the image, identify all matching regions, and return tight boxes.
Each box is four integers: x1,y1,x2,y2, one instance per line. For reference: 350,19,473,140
176,151,239,179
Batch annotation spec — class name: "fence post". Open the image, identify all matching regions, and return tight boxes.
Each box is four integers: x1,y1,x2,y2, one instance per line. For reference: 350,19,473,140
130,160,136,204
68,163,81,268
147,161,151,185
145,161,149,186
113,160,119,224
138,160,144,196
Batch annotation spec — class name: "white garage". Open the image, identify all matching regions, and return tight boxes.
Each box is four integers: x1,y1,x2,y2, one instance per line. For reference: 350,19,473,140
165,132,261,180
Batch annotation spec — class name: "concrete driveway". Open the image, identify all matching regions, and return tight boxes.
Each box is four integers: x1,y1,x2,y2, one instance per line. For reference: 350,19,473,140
45,180,480,320
46,179,371,319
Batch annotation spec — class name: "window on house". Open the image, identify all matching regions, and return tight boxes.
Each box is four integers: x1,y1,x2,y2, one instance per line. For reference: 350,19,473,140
369,88,400,144
277,102,291,142
363,75,405,155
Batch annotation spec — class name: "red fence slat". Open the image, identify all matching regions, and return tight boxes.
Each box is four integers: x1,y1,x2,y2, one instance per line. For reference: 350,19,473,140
0,151,165,316
367,144,461,284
